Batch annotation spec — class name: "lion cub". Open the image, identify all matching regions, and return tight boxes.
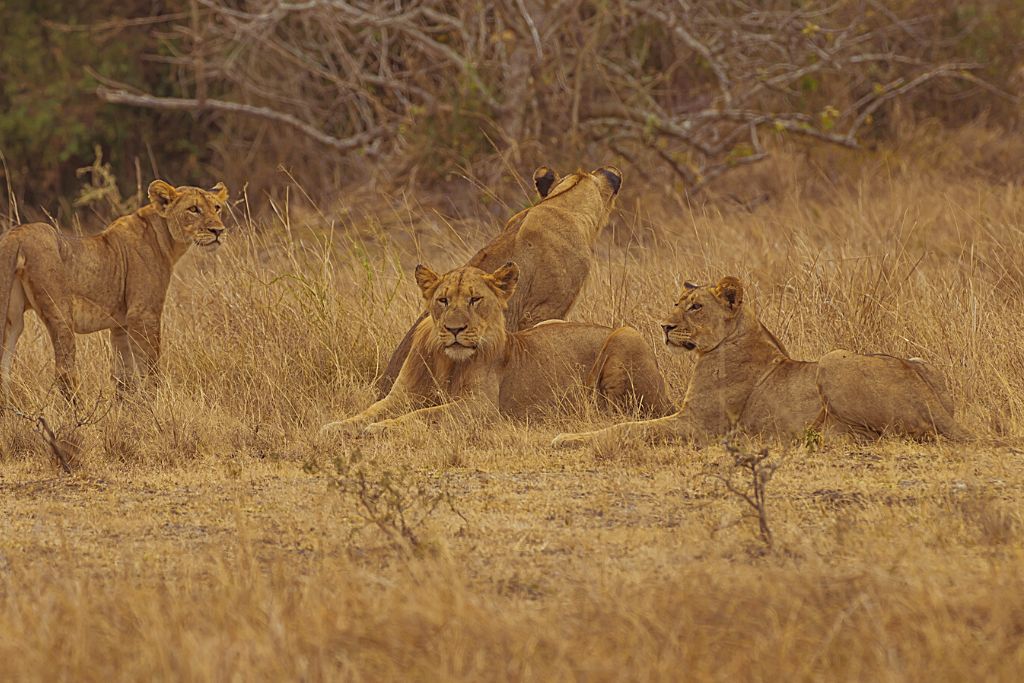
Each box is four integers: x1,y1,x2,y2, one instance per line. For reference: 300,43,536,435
0,180,228,402
554,276,969,447
377,165,623,396
323,262,674,434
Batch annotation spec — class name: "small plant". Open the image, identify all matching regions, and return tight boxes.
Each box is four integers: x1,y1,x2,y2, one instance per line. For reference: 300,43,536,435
801,427,823,452
3,391,110,473
707,436,782,549
325,448,465,554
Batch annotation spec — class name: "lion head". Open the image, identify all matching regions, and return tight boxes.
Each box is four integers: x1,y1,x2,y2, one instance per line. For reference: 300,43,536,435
148,180,230,251
661,276,744,354
413,262,520,361
532,165,622,202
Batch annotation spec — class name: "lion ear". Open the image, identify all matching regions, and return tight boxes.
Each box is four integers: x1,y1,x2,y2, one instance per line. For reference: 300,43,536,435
148,180,178,210
593,166,623,196
713,276,744,310
210,182,229,202
533,167,558,198
414,264,441,296
489,261,520,299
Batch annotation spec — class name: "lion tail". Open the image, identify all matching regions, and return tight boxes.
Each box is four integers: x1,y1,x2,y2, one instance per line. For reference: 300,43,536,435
375,311,428,398
0,237,20,339
0,236,20,355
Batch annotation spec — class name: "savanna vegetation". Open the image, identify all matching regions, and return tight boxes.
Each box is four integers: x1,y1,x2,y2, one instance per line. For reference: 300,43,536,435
1,1,1024,680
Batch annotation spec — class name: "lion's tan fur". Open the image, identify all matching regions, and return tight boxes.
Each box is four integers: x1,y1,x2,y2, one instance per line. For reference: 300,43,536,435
376,165,622,396
324,263,672,434
553,276,969,448
0,180,229,400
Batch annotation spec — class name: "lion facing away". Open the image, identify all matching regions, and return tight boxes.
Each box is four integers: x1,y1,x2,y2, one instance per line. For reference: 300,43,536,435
324,262,674,435
376,165,623,396
553,276,969,448
0,180,229,402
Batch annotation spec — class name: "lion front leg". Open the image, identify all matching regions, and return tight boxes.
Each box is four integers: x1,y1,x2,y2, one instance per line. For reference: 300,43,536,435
364,397,499,435
110,328,139,396
322,394,407,436
552,412,694,449
126,312,162,381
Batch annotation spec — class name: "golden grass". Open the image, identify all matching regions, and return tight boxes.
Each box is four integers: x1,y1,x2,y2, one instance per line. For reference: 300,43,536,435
2,132,1024,680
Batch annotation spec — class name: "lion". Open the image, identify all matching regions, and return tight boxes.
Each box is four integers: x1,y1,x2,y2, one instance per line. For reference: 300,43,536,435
376,165,623,396
0,179,229,402
323,261,674,435
553,276,969,448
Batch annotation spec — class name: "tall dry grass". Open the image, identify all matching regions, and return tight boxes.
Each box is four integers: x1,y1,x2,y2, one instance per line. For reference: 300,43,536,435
1,128,1024,679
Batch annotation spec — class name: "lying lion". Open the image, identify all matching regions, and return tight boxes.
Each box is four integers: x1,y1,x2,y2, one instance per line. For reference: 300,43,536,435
553,276,969,448
324,262,673,434
0,180,229,401
377,165,623,396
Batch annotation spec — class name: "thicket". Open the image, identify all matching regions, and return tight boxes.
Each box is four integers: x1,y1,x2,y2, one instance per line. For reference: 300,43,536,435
1,1,1022,219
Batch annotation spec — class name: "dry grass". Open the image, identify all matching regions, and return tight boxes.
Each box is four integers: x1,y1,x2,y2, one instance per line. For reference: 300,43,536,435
3,130,1024,680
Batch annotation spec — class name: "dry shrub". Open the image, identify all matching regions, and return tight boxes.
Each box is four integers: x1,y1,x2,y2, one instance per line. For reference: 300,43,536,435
94,1,1022,202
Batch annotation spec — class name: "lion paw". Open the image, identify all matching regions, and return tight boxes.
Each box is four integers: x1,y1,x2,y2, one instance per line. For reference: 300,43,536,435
364,419,400,436
320,418,365,437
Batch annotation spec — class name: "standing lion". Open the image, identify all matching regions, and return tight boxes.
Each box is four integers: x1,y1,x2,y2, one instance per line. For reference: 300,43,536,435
0,180,229,402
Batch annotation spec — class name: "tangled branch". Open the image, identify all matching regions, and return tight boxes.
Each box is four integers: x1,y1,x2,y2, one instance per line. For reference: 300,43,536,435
95,0,1013,193
706,436,782,549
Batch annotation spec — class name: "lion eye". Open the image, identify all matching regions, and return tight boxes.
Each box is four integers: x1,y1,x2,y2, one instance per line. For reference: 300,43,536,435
469,296,482,306
437,297,449,307
688,303,703,312
214,204,222,213
188,205,201,214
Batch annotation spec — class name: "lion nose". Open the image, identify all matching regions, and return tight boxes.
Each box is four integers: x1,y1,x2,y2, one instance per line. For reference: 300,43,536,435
210,227,224,238
445,324,467,337
661,323,677,335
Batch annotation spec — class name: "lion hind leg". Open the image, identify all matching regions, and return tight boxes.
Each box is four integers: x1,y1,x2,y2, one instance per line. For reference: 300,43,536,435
907,358,956,417
817,350,968,441
589,327,675,417
110,328,137,395
29,281,78,405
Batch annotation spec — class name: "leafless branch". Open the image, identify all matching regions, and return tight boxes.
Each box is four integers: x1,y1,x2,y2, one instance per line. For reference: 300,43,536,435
90,0,1008,193
705,436,783,548
97,87,382,153
3,391,111,474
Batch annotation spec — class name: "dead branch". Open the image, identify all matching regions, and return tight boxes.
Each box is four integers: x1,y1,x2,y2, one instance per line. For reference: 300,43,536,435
3,392,111,475
5,407,73,474
89,0,1010,193
704,435,783,549
97,87,382,153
